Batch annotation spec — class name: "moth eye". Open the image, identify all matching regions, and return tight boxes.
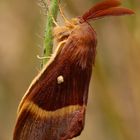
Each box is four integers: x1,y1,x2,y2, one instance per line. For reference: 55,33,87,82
57,75,64,84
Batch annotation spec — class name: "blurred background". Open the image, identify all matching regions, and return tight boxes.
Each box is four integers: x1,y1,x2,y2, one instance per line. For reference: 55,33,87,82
0,0,139,140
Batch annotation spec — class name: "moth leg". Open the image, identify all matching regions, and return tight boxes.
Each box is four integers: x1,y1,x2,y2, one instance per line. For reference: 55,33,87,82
57,39,67,48
54,39,67,55
37,37,67,61
37,55,51,60
51,15,60,27
39,0,59,27
58,3,69,23
58,3,75,28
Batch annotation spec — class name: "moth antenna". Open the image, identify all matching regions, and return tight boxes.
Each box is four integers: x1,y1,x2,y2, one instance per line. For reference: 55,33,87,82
88,7,134,20
82,0,121,21
80,0,134,22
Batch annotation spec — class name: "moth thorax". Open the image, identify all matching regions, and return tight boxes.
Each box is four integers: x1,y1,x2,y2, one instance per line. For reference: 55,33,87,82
53,18,80,43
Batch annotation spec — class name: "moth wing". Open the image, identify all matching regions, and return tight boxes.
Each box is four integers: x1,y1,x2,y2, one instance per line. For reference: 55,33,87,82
13,36,92,140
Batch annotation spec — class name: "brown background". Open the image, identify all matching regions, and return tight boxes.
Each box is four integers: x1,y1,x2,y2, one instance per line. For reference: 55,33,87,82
0,0,139,140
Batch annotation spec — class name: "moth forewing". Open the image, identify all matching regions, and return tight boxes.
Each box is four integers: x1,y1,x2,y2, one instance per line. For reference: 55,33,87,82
17,18,79,116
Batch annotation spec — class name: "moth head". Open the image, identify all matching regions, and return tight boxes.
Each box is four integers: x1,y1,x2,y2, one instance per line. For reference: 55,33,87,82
54,0,134,42
53,18,80,43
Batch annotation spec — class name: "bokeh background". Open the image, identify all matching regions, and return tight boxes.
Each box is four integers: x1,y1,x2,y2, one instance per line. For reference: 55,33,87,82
0,0,139,140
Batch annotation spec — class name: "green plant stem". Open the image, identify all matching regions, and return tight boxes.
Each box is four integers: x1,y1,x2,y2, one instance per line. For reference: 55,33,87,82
43,0,59,66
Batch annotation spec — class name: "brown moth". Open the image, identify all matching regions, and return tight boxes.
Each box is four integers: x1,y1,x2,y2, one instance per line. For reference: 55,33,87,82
13,0,134,140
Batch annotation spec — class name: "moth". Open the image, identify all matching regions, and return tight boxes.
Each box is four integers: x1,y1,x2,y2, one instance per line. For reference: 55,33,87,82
13,0,134,140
